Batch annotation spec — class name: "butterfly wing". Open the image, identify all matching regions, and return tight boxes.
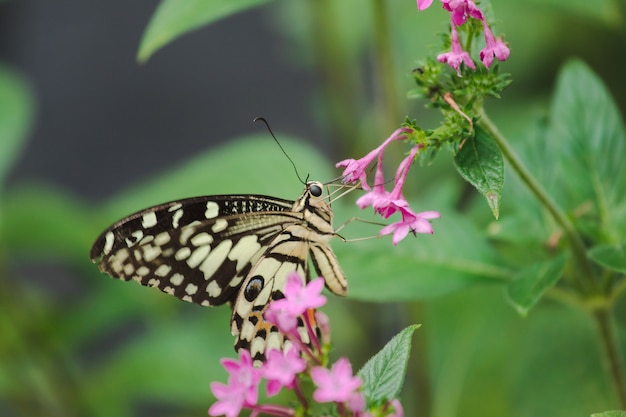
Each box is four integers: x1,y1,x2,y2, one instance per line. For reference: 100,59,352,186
90,195,297,306
231,222,313,362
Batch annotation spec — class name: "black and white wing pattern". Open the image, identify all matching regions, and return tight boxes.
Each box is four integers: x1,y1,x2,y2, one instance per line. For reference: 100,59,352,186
90,181,347,362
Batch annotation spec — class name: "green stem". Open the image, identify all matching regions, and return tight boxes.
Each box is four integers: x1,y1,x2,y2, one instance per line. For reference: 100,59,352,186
476,111,596,292
593,306,626,408
371,0,401,131
477,111,626,407
310,0,363,157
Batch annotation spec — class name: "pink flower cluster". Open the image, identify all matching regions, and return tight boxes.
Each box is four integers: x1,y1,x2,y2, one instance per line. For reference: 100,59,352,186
336,128,440,245
417,0,510,75
209,273,404,417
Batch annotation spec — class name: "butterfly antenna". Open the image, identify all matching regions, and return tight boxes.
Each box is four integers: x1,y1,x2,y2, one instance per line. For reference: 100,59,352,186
254,117,306,185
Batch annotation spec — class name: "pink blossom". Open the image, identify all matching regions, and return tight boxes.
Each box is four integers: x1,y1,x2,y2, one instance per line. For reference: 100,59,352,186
416,0,434,10
442,0,484,25
262,348,306,396
373,145,421,219
379,208,441,245
336,128,411,190
437,21,475,76
386,399,405,417
282,275,327,315
479,20,510,68
355,153,389,210
311,357,362,403
264,274,326,333
264,304,298,333
348,391,366,414
314,310,331,344
209,350,261,417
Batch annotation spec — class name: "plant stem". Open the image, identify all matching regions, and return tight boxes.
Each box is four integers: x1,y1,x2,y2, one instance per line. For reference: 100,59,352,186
477,111,626,407
594,306,626,408
371,0,401,131
476,111,596,292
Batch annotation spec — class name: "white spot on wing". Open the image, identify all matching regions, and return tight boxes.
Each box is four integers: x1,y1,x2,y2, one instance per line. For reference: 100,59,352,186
240,320,255,341
228,235,262,272
174,247,191,261
199,240,232,280
179,221,201,244
123,263,135,276
103,232,114,255
137,266,150,276
142,212,158,228
205,201,220,219
168,203,182,212
155,264,171,277
172,209,183,228
206,280,222,297
154,232,171,246
187,245,211,268
191,232,213,247
212,218,228,233
142,245,162,262
126,230,143,247
170,273,184,286
185,283,198,295
109,249,130,273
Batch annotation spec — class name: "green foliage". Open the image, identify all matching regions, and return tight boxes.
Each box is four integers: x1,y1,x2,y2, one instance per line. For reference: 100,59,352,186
138,0,272,62
3,1,626,417
546,59,626,243
505,254,568,316
453,125,504,218
588,243,626,274
358,325,419,403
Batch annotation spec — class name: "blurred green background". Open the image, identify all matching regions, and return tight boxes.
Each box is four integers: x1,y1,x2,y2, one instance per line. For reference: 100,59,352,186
1,0,625,416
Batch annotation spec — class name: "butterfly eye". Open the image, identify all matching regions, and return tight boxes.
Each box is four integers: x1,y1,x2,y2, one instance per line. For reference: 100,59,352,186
244,276,265,302
309,183,323,197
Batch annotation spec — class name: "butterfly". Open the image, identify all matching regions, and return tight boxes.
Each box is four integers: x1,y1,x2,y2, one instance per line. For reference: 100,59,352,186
89,181,347,362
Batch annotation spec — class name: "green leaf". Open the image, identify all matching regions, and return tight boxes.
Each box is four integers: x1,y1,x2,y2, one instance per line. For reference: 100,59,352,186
547,59,626,242
453,125,504,218
591,411,626,417
588,243,626,273
0,65,35,190
506,254,568,316
138,0,271,62
358,324,420,402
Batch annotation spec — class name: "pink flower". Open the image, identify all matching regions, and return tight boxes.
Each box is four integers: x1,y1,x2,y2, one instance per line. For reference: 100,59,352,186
262,347,306,396
311,357,362,403
282,275,327,316
479,20,510,68
314,310,331,345
437,21,475,76
379,208,441,245
336,128,411,190
356,153,389,210
209,382,247,417
416,0,434,10
265,274,327,334
386,399,404,417
373,145,421,219
209,350,261,417
264,304,298,333
442,0,484,25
